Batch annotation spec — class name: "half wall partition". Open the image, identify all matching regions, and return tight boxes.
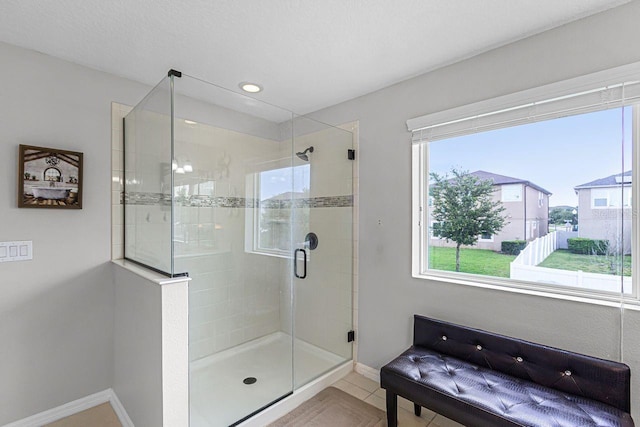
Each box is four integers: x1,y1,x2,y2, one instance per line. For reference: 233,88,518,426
124,71,354,426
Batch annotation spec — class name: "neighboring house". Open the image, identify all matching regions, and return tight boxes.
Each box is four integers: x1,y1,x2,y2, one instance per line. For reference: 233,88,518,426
429,170,551,252
574,171,632,254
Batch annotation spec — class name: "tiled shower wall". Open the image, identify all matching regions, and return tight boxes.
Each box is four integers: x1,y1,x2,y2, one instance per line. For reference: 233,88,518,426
288,125,355,360
112,103,284,360
123,103,174,274
172,122,287,360
111,102,359,363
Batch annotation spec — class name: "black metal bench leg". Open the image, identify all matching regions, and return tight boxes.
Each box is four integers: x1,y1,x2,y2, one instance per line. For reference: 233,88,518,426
414,402,421,416
386,390,398,427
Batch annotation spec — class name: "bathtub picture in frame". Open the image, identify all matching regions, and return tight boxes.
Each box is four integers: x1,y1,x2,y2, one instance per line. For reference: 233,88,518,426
18,145,83,209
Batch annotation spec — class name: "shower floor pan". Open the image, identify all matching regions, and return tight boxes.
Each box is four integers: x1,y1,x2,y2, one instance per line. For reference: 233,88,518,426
190,332,345,427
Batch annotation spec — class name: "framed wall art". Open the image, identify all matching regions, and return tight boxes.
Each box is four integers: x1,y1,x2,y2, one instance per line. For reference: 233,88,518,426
18,145,83,209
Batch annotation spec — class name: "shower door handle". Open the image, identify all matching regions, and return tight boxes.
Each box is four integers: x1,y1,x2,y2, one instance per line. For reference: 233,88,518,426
294,248,307,279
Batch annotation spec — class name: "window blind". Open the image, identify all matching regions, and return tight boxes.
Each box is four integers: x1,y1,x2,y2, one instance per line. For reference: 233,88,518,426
408,63,640,143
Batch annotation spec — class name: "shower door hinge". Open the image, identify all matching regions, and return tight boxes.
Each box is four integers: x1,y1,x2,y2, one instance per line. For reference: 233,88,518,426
347,149,356,160
347,330,355,342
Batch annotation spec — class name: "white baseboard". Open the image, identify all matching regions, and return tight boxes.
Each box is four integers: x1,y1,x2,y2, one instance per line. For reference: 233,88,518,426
3,363,367,427
3,388,133,427
108,389,134,427
355,362,380,384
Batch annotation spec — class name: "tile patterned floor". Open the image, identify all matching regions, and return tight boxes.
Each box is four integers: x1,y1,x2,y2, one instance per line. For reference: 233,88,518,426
332,372,465,427
44,371,461,427
44,402,122,427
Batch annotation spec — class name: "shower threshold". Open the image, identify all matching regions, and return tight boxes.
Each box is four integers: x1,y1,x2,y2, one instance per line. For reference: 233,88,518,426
190,332,348,427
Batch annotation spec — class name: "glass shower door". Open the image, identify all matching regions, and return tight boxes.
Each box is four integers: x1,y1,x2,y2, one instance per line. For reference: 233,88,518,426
123,76,174,275
172,75,296,427
127,72,356,426
291,117,354,388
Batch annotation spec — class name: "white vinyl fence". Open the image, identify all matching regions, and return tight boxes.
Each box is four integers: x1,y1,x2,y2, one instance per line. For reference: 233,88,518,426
510,263,631,293
510,231,631,294
512,231,557,266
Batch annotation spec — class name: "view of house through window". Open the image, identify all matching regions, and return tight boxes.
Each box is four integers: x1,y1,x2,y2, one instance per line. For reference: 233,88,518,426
257,164,310,254
422,106,634,294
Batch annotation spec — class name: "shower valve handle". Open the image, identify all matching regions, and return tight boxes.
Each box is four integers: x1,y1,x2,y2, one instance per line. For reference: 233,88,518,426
294,248,307,279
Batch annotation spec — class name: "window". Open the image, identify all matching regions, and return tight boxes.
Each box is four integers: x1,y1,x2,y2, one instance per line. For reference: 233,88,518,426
410,67,640,299
593,196,608,207
430,221,443,239
591,187,632,208
197,180,215,197
44,167,61,182
501,184,522,202
251,164,310,255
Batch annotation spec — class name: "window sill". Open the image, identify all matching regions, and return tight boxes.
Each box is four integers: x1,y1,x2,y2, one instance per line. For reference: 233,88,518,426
245,248,292,259
412,270,640,310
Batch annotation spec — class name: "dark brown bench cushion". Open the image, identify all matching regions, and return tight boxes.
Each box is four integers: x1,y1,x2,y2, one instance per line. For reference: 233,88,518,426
382,346,634,426
380,316,634,427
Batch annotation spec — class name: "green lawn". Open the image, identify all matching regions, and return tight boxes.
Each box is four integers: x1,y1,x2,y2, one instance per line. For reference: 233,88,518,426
429,246,516,278
428,247,631,278
539,249,631,276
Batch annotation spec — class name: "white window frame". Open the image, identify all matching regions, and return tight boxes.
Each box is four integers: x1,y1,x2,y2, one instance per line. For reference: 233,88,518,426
478,233,494,242
429,220,443,240
593,196,609,207
253,168,291,257
410,62,640,304
591,188,613,209
591,187,633,209
501,184,522,202
245,163,310,258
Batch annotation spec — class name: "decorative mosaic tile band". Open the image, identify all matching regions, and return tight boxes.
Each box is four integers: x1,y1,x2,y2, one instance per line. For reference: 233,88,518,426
261,195,353,209
123,192,353,208
124,192,172,206
176,195,257,208
124,192,252,207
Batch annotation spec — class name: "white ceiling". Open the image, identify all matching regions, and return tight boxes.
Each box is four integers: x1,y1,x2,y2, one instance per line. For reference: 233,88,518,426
0,0,630,114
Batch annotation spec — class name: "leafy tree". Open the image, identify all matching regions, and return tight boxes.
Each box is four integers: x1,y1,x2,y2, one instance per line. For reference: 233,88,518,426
430,169,508,272
549,207,576,225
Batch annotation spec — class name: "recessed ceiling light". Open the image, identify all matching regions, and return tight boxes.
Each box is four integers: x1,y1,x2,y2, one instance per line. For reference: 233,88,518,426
239,82,262,93
184,120,197,125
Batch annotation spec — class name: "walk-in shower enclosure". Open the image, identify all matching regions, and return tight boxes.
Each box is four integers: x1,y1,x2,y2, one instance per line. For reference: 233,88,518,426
123,71,354,426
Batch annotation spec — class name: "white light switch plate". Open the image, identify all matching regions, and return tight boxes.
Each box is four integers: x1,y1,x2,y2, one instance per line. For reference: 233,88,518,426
0,241,32,262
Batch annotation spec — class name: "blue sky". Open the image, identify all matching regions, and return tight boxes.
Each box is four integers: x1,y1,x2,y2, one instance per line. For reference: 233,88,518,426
429,107,633,207
260,164,310,200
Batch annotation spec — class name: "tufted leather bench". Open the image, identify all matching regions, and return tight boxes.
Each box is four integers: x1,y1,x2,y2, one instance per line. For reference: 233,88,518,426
380,315,634,427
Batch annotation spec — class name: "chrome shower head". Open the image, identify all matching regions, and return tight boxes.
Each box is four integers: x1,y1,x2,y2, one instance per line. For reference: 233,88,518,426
296,146,314,162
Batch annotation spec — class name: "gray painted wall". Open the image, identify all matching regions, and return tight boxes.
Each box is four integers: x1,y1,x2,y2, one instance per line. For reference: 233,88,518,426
113,267,163,427
0,42,149,424
1,1,640,423
307,1,640,421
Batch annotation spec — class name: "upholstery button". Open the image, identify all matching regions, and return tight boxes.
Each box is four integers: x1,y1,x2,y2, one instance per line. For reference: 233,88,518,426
476,345,482,351
564,370,572,376
442,335,447,341
516,357,523,363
